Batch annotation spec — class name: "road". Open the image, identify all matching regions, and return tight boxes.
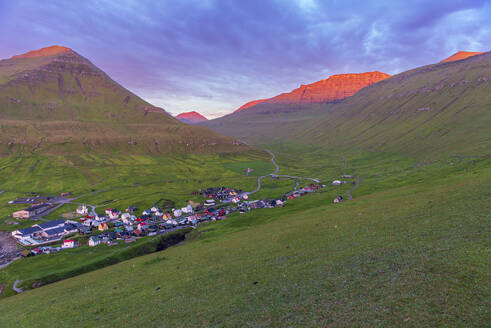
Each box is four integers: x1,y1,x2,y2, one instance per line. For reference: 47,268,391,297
13,280,23,293
246,149,320,195
346,176,360,200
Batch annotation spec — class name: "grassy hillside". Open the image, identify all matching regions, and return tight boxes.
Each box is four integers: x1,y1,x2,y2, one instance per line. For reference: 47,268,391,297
0,151,489,327
203,52,491,158
0,47,243,155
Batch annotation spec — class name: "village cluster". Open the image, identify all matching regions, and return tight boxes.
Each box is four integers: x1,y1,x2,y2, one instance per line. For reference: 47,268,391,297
9,179,349,257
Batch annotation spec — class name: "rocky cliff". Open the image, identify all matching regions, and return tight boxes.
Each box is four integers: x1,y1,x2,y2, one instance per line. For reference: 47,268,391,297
235,71,390,113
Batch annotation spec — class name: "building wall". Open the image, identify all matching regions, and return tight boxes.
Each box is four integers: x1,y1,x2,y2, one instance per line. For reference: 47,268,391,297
13,210,30,218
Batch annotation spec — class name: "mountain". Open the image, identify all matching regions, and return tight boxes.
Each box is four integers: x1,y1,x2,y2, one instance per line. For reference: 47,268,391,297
203,52,491,158
176,111,208,124
0,46,243,155
441,51,484,63
234,71,390,113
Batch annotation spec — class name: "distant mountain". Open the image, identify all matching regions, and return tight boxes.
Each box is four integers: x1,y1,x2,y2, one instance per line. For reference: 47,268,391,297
441,51,484,63
176,111,208,124
203,52,491,158
0,46,243,155
234,71,390,113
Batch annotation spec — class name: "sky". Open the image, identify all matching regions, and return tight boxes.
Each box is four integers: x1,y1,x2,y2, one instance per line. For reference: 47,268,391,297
0,0,489,118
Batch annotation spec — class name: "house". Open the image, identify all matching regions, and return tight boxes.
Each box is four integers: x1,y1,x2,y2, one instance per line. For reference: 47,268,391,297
13,203,52,219
62,239,75,249
332,180,342,186
98,222,109,231
88,236,101,247
204,200,215,207
126,206,137,213
151,206,160,213
333,195,344,203
173,209,182,217
78,226,92,234
181,205,192,214
109,210,120,220
76,205,88,215
137,222,148,231
60,192,72,197
125,236,137,243
122,215,135,225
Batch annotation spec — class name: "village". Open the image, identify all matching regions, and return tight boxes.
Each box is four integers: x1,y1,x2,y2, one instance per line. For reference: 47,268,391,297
7,178,352,258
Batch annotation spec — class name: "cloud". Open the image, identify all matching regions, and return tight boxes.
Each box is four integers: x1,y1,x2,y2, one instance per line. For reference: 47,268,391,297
0,0,489,117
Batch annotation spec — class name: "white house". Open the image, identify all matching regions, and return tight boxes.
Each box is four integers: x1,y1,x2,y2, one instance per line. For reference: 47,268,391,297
62,239,75,249
109,210,120,220
332,180,342,186
181,204,193,214
88,236,101,247
76,205,88,215
151,206,160,213
173,209,182,217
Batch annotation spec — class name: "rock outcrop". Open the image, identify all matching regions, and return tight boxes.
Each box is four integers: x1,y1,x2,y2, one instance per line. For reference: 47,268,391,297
176,111,208,123
441,51,484,63
235,71,390,113
12,45,72,59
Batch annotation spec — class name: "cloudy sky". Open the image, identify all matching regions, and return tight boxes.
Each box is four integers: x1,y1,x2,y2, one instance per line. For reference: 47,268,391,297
0,0,489,118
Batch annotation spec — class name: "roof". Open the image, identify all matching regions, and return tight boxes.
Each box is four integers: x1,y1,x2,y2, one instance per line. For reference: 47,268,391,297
36,219,65,230
43,227,66,236
25,203,51,212
17,226,42,235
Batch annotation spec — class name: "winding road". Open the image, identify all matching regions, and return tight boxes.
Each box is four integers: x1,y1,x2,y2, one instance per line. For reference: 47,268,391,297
346,176,360,200
245,149,320,195
13,280,23,293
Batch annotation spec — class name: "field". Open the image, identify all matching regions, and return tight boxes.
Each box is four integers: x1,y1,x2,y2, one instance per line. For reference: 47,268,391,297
0,142,489,326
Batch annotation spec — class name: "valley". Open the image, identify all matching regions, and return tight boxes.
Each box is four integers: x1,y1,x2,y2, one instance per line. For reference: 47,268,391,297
0,42,489,327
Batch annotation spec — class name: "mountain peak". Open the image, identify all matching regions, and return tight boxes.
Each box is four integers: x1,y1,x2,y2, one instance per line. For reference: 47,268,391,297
441,51,484,63
176,111,208,123
12,45,73,59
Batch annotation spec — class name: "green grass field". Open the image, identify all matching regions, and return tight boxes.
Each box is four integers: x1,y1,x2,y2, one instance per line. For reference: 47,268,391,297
0,143,489,326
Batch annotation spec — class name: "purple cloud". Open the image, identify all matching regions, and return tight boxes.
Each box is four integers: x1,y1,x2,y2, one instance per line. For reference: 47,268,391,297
0,0,489,118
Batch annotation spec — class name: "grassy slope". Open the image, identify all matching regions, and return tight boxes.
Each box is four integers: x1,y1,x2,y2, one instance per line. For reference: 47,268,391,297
203,52,491,158
0,154,489,327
